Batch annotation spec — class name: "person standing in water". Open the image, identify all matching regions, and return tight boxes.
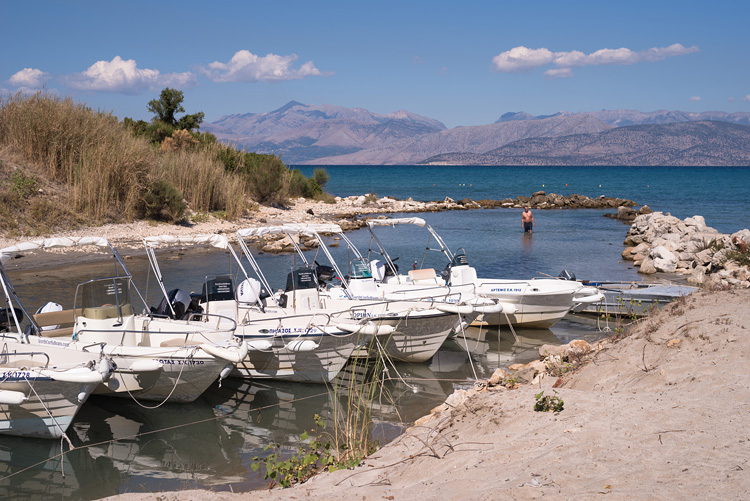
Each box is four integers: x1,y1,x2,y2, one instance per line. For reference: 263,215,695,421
522,206,535,233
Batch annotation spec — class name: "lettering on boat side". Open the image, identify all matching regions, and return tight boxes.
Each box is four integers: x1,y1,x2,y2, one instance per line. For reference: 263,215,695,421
39,338,70,347
156,359,205,365
490,288,523,292
1,370,34,379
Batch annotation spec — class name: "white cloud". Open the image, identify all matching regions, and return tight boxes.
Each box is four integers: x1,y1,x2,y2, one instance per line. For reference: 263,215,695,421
544,68,573,79
201,50,329,83
743,94,750,102
8,68,49,89
688,96,701,102
492,46,554,73
64,56,196,94
492,43,699,77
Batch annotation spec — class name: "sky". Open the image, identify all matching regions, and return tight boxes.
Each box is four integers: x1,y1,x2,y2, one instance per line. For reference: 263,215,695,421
2,0,749,129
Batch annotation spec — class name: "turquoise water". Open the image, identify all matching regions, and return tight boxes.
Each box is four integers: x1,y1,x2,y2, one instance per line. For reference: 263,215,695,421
297,165,750,233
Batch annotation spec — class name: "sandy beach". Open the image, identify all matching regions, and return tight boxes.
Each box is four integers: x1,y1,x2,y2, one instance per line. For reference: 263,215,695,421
102,286,750,500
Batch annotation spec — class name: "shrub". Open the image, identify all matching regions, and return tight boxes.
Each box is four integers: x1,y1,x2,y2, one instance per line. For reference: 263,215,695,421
137,179,186,222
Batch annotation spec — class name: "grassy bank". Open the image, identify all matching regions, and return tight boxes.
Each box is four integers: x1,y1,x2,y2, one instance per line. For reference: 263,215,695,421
0,92,326,236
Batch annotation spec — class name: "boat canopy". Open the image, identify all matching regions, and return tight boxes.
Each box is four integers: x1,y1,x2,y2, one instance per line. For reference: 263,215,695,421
0,237,110,264
367,217,426,228
143,234,230,250
237,224,343,238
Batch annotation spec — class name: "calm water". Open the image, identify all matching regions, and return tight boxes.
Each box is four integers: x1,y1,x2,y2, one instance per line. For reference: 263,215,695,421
3,165,748,499
297,165,750,233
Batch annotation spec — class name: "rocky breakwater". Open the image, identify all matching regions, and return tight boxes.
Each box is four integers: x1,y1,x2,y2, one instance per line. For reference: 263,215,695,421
477,191,638,210
622,211,750,288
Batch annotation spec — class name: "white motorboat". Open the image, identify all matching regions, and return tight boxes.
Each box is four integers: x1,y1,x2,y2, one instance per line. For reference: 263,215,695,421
143,234,379,383
0,237,246,403
0,321,110,439
237,226,478,363
365,218,604,329
573,280,698,317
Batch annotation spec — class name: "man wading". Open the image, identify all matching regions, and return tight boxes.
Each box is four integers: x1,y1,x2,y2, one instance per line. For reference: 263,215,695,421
522,206,535,233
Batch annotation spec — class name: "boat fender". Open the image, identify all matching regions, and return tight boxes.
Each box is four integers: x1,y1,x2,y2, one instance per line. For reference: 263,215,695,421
219,363,234,380
129,359,164,373
246,339,274,351
97,357,116,382
0,390,28,405
472,303,503,314
284,339,320,352
496,302,517,315
40,367,105,384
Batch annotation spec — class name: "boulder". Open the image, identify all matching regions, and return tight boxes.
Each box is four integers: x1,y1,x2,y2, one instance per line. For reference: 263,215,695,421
639,256,657,274
539,344,566,358
489,368,509,386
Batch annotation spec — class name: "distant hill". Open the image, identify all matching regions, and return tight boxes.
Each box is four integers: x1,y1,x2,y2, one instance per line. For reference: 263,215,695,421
422,121,750,166
203,102,750,165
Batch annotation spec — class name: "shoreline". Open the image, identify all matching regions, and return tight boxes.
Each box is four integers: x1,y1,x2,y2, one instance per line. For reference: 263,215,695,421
0,192,639,270
107,287,750,500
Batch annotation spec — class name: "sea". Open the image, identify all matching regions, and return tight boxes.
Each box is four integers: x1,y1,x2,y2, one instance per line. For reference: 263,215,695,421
1,165,748,499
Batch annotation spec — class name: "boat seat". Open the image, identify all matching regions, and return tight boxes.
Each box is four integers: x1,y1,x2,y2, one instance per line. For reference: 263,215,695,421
39,326,75,338
81,303,133,320
408,268,438,284
33,308,78,337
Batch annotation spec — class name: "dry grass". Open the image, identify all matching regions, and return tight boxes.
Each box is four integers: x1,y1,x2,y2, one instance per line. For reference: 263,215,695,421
0,92,252,229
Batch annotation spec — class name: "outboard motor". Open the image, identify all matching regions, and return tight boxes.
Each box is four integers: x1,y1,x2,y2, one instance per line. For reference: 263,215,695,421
280,267,319,310
36,302,63,330
201,275,236,302
0,308,24,332
314,262,336,286
237,277,262,306
558,269,576,281
152,289,192,319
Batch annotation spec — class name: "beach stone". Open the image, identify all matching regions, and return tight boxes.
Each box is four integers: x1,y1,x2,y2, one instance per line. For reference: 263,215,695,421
639,257,657,274
540,344,566,359
567,339,592,357
688,267,706,285
513,366,538,384
489,368,509,386
444,389,469,408
622,247,635,259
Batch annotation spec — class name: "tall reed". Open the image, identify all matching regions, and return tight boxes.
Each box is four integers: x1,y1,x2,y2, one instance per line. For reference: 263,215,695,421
0,92,249,222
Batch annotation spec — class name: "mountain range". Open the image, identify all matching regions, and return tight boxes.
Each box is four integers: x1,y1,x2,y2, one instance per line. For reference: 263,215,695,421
202,102,750,166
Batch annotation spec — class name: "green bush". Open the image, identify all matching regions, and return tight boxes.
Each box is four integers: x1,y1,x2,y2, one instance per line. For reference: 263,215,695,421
138,179,186,222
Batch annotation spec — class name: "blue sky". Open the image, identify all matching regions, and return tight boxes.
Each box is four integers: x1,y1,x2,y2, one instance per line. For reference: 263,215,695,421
2,0,749,128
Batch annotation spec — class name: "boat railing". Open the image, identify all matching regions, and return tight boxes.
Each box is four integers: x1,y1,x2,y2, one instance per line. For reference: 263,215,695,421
0,350,50,368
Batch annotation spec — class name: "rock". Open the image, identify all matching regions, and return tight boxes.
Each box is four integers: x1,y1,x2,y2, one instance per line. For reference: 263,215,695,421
567,339,592,357
639,256,657,274
532,191,546,197
622,247,635,259
667,339,681,348
489,368,509,385
444,389,469,408
513,366,538,384
539,344,566,358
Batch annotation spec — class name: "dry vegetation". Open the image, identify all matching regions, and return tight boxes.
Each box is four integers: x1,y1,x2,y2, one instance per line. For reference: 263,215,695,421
0,92,326,236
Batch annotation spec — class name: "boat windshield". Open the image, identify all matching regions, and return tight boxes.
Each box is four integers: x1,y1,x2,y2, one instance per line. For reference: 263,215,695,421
75,276,134,318
349,258,372,279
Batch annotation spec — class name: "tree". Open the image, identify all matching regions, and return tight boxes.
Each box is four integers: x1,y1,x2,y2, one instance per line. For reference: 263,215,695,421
176,111,205,131
147,88,185,126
